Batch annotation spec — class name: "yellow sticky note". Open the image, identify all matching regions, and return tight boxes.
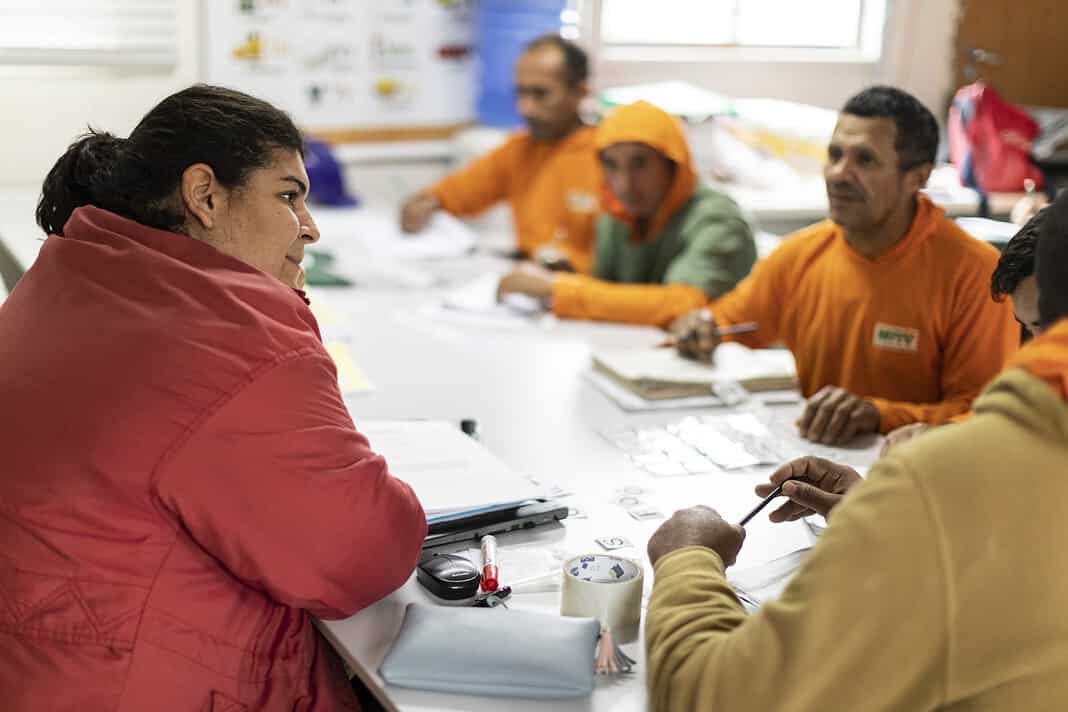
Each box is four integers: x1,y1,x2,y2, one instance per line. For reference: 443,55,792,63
308,295,344,327
324,341,373,394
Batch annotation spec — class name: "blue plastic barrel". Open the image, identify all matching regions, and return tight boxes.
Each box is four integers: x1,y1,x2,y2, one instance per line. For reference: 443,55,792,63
476,0,566,128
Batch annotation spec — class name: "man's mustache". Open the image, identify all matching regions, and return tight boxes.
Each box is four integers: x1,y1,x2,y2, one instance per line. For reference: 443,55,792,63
827,181,863,198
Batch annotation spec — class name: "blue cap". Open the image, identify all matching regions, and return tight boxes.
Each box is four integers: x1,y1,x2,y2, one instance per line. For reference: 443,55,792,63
303,137,359,207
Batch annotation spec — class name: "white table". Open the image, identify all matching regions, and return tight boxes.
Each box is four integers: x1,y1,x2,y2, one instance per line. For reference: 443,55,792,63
0,188,44,278
0,190,879,711
308,247,880,711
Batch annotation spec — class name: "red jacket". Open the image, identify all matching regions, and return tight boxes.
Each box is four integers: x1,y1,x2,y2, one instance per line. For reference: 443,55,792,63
0,207,426,711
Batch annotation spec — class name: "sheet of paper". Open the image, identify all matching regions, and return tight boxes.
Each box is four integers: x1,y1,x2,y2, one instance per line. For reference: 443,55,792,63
311,207,477,260
441,273,544,317
955,217,1020,243
729,548,810,610
323,341,374,395
357,420,545,520
648,474,816,569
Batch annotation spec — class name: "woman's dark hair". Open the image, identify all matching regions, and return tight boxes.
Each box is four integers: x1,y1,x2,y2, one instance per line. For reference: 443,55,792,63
1037,190,1068,329
36,84,303,236
991,207,1046,301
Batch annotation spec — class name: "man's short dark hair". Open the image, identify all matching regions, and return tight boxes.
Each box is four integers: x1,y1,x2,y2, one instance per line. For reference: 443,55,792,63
991,208,1047,301
1037,191,1068,328
841,86,939,170
524,34,589,87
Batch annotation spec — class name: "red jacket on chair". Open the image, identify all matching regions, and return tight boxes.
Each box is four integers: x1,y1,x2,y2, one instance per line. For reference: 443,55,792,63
0,207,426,711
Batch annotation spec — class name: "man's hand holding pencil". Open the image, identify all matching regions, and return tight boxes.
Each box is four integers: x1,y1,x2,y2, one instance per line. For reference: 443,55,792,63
664,308,757,362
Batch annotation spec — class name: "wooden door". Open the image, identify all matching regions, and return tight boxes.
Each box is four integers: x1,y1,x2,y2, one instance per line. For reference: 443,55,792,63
955,0,1068,106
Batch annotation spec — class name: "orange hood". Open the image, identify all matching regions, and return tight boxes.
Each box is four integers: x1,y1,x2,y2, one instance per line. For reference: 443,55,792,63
595,100,697,243
1007,319,1068,400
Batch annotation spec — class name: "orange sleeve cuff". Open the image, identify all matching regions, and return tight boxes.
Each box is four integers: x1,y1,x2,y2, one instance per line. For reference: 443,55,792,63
866,396,972,434
552,275,707,327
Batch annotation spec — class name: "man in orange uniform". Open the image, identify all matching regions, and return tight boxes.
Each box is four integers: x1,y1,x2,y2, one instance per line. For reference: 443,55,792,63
673,86,1019,444
495,100,756,326
399,35,600,272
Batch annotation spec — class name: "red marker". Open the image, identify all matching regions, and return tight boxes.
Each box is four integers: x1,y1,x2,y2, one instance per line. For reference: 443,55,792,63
480,534,499,592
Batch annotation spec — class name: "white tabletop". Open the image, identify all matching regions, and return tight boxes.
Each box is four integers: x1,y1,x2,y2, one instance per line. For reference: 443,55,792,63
0,190,880,711
0,188,44,276
307,245,880,710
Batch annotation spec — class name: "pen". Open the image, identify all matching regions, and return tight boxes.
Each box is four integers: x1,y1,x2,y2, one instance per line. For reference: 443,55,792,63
658,322,759,348
480,534,499,592
738,478,796,527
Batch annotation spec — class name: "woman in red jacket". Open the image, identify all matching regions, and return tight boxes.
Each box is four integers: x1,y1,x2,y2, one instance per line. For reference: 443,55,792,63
0,85,426,711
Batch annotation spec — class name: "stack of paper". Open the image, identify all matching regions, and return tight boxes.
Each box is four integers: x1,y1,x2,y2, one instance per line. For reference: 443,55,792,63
591,342,797,400
357,420,545,524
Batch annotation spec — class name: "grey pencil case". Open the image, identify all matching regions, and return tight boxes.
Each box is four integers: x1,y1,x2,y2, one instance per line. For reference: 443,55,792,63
378,603,601,699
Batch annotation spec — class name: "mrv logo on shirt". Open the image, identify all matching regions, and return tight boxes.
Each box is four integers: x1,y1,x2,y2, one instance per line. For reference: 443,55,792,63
873,323,919,352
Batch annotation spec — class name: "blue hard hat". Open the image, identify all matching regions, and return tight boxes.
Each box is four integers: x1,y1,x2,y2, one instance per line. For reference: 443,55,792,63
303,137,359,207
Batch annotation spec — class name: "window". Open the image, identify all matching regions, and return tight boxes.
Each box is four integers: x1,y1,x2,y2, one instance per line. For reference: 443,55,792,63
598,0,886,55
0,0,177,67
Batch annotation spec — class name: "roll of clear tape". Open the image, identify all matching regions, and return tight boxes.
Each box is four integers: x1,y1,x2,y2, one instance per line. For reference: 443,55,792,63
560,554,643,633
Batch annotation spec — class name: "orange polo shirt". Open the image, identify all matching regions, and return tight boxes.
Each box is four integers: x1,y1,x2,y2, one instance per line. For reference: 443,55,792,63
712,194,1020,432
432,127,600,273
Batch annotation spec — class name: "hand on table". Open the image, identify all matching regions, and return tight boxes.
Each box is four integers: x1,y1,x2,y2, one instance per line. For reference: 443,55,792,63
755,456,863,522
647,506,746,568
399,191,440,233
796,386,880,445
497,262,557,302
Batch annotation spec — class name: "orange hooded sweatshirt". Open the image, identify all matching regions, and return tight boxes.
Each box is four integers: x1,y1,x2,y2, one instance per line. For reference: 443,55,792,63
1006,318,1068,399
552,101,756,326
431,126,600,273
711,195,1020,432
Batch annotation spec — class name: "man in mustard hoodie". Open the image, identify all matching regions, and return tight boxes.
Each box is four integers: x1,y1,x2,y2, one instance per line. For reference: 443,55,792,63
497,100,756,326
644,192,1068,710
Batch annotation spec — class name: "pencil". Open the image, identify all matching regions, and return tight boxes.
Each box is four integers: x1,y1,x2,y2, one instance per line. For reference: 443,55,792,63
659,322,759,348
738,480,790,527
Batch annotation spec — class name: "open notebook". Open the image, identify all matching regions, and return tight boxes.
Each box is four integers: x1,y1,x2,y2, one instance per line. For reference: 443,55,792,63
358,420,545,524
592,342,797,400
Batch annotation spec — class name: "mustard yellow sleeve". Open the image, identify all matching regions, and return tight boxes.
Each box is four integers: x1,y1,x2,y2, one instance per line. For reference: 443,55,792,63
646,455,949,712
431,137,516,217
551,274,707,327
867,268,1020,432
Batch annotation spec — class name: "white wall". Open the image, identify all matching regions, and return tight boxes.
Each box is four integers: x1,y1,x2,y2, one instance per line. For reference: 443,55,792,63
0,0,960,188
0,1,201,188
593,0,961,115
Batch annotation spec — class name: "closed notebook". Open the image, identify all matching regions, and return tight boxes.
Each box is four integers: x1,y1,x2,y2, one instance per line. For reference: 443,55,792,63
378,603,601,699
592,342,797,400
